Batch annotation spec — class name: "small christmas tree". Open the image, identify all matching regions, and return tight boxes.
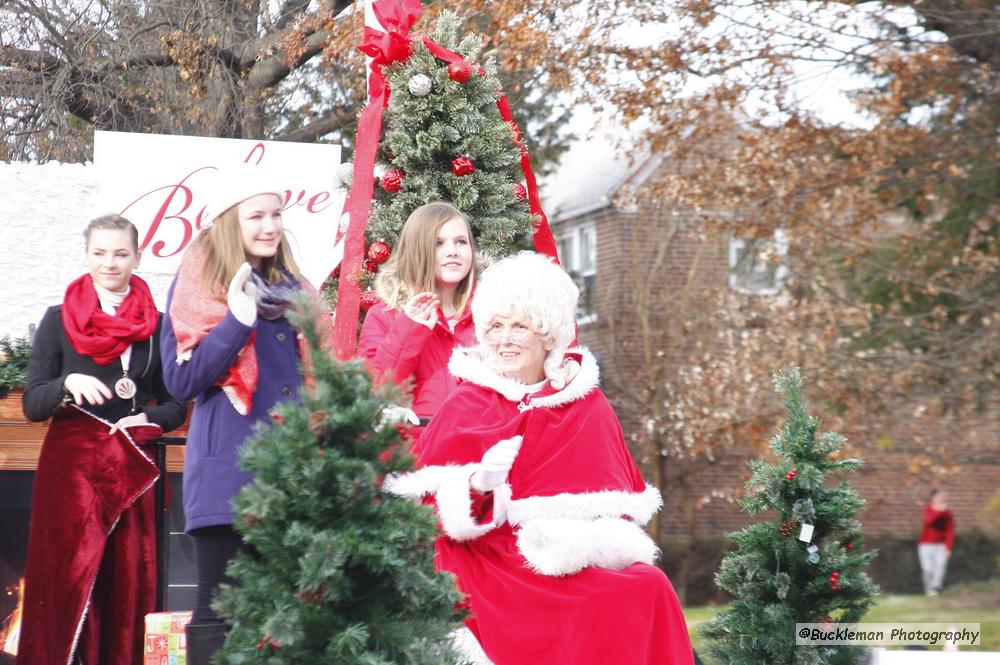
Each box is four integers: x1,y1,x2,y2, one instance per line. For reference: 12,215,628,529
700,368,878,665
213,304,465,664
329,9,536,304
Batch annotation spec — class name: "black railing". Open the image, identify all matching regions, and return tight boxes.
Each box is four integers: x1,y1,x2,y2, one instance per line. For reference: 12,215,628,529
151,436,186,611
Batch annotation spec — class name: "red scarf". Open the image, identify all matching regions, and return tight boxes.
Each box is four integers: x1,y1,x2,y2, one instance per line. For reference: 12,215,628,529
169,242,334,415
61,274,159,365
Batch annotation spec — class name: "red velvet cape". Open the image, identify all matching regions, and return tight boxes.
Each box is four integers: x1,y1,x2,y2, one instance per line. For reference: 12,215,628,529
16,406,162,665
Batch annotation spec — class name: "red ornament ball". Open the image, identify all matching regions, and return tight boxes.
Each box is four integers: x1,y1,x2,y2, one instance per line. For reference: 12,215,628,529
786,469,797,480
380,169,404,193
328,265,341,281
513,182,527,202
452,156,475,177
845,542,853,550
448,60,472,83
363,258,379,274
359,290,381,311
367,240,391,265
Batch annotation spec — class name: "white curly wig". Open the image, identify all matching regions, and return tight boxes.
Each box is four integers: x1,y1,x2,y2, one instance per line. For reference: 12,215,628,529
472,251,579,386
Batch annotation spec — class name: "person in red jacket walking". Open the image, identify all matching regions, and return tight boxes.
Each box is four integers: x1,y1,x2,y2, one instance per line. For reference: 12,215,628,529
358,202,478,433
917,488,955,596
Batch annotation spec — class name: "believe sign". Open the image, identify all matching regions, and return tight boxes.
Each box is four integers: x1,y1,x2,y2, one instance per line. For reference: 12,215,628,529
93,131,343,288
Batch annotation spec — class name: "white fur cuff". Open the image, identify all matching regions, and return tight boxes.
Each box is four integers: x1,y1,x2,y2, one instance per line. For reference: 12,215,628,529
383,464,512,542
515,518,660,576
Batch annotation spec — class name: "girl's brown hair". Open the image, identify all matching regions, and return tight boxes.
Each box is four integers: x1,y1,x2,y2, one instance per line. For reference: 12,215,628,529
197,196,301,298
375,202,477,313
84,213,139,251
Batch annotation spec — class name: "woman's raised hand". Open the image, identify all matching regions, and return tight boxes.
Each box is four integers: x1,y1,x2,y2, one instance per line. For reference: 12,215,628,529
471,435,523,493
403,291,440,328
227,262,258,326
63,373,113,406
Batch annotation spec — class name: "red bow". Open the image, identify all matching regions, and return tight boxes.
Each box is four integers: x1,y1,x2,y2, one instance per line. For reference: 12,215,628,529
357,0,423,96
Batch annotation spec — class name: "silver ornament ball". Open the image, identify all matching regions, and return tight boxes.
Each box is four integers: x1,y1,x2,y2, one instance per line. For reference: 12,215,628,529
335,162,354,189
408,73,432,96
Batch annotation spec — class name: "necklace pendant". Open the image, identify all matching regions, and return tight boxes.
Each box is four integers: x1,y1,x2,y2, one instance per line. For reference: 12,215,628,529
115,376,137,399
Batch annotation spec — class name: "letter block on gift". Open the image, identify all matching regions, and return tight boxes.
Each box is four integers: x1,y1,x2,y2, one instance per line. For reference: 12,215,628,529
144,610,192,665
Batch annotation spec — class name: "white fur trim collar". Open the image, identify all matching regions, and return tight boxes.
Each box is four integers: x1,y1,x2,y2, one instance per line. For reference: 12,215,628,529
448,346,600,409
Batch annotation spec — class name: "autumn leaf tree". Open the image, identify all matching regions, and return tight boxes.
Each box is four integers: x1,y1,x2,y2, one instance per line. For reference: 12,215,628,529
565,1,999,413
0,0,575,168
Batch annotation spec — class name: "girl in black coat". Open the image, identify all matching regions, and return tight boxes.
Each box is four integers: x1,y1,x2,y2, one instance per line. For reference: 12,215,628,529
18,213,185,665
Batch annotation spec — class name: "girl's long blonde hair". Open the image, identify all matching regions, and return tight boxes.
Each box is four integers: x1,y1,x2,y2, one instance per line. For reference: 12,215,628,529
197,197,301,298
375,202,477,313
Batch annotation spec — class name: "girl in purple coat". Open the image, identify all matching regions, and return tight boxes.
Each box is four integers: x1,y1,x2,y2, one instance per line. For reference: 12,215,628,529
160,170,331,664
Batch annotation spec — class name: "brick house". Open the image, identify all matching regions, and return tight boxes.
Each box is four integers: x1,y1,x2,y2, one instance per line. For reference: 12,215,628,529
544,137,1000,600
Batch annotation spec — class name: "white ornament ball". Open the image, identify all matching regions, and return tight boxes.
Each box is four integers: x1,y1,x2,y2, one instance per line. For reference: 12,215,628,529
373,162,389,180
335,162,354,189
408,73,432,96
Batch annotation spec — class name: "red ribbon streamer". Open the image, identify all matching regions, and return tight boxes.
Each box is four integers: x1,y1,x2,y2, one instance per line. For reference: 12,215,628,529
334,0,559,359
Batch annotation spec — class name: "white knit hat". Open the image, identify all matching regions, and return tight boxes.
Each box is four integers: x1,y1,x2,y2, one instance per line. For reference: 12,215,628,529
471,251,578,352
203,164,284,224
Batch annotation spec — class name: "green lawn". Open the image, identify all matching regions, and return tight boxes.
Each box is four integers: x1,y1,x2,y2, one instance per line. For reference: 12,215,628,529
685,578,1000,660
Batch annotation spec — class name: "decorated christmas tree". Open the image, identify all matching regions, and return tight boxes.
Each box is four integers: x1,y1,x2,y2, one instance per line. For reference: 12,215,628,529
329,5,548,313
699,368,879,665
212,304,465,664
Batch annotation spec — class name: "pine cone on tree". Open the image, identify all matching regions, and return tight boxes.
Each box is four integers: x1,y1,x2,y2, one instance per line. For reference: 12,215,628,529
307,410,329,437
779,518,796,537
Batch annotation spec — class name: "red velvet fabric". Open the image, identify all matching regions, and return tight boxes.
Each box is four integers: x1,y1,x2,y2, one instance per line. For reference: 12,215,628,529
16,407,162,665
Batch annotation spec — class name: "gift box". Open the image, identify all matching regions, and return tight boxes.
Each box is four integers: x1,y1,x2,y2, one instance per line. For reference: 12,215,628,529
144,610,191,665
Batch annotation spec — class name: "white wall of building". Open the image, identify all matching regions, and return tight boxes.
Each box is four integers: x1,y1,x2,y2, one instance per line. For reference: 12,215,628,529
1,161,175,341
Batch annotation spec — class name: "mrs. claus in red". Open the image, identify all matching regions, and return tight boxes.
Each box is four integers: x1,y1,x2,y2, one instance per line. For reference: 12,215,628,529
386,252,694,665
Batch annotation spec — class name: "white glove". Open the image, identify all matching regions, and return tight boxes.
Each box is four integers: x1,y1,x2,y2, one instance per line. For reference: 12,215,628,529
378,405,420,428
227,262,257,327
63,373,112,406
470,435,522,493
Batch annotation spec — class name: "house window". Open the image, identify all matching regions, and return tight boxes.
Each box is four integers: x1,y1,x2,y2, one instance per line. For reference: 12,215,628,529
728,229,788,295
558,222,597,322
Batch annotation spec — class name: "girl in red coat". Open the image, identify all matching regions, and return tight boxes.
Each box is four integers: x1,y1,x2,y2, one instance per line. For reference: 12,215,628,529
357,202,478,426
917,488,954,596
385,252,694,665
